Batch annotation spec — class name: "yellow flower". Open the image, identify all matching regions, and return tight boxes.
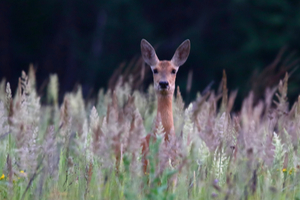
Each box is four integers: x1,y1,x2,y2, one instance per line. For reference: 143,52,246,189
20,170,24,174
289,168,294,175
0,174,5,180
282,168,287,172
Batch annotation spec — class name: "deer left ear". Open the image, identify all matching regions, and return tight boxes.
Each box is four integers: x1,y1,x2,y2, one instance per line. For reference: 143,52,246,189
171,39,190,67
141,39,159,67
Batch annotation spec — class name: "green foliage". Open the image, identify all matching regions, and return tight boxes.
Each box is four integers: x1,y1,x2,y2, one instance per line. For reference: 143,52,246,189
2,69,300,200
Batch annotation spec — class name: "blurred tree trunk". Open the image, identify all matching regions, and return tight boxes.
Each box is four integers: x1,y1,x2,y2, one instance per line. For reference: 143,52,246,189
42,0,78,94
0,1,11,80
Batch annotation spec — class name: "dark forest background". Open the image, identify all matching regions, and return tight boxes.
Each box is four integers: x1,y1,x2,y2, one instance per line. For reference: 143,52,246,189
1,0,300,109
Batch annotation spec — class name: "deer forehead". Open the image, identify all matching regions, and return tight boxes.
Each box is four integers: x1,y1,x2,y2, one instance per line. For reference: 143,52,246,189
154,61,176,71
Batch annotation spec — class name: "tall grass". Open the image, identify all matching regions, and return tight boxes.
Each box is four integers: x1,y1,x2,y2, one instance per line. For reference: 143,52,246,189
1,68,300,200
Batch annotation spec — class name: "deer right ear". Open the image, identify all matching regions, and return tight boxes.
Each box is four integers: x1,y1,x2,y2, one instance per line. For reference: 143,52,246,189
141,39,159,67
171,39,190,67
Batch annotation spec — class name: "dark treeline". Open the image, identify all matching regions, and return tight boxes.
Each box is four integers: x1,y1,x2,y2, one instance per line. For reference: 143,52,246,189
1,0,300,108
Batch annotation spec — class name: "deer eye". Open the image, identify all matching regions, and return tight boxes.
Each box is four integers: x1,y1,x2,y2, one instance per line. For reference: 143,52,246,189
171,69,176,74
153,69,158,74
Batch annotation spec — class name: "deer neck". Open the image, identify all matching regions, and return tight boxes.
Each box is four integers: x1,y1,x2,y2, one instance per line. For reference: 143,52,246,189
156,94,174,141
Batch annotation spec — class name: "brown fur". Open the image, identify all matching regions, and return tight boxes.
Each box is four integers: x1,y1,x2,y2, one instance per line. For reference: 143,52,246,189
140,39,190,173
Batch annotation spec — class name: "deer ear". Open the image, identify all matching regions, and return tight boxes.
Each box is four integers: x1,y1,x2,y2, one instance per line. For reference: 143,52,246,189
141,39,159,67
171,39,190,67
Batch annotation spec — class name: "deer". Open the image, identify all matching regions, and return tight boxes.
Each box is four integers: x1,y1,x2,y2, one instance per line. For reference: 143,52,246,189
140,39,190,173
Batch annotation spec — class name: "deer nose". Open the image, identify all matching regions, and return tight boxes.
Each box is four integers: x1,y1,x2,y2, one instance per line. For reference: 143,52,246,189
159,81,169,89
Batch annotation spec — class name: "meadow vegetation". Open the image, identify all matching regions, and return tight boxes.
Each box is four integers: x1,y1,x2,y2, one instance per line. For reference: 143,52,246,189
1,66,300,199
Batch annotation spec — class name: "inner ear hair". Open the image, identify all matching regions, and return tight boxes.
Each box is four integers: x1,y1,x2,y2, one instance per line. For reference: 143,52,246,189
141,39,159,66
171,39,190,67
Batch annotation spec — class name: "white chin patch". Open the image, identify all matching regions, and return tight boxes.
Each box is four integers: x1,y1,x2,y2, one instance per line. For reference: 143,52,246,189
159,87,168,90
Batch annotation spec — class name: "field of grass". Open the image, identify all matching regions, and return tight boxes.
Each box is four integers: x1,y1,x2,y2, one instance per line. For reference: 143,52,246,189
1,68,300,200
